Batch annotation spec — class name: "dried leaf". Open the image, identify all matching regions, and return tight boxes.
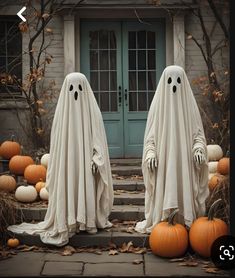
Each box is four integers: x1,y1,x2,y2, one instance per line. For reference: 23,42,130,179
45,28,53,34
179,261,198,267
42,13,50,19
133,247,147,254
133,259,143,265
169,258,185,262
205,267,221,274
61,245,76,256
16,245,38,252
120,227,135,234
120,241,133,253
109,249,118,256
109,242,117,249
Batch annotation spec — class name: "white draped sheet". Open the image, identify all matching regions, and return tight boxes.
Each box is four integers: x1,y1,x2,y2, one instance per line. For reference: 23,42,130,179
135,65,209,233
8,72,114,246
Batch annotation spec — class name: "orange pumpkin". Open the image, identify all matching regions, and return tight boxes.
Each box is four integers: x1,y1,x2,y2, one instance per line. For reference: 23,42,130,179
217,157,230,175
24,164,46,184
0,175,17,192
208,174,220,191
0,136,21,159
149,209,188,258
9,155,34,175
7,238,20,248
35,181,46,193
189,199,228,258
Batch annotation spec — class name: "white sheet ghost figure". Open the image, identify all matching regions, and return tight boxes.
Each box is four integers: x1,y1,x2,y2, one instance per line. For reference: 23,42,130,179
8,72,114,246
135,65,209,234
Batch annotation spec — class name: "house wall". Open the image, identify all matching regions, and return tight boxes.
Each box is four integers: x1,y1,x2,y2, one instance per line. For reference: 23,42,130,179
0,0,229,152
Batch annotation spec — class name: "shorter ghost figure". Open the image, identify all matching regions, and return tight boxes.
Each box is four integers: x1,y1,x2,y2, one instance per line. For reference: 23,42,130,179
8,72,114,246
135,65,209,234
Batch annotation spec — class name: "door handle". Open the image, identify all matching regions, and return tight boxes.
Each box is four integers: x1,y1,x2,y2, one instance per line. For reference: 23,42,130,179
124,89,128,106
118,85,122,106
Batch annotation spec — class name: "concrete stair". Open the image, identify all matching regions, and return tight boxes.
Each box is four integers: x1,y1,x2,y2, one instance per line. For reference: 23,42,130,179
12,159,148,247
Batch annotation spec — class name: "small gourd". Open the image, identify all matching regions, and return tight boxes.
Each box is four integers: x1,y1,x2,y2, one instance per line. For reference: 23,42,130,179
40,187,49,200
40,153,50,169
7,238,20,248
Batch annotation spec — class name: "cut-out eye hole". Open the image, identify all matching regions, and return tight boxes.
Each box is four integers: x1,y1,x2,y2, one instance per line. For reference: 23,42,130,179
69,84,73,91
79,84,82,91
177,77,181,84
168,77,172,84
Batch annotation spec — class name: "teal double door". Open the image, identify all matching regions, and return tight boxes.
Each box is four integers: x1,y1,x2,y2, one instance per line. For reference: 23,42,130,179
81,20,165,158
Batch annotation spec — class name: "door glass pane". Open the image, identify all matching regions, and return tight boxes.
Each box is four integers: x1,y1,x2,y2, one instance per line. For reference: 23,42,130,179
138,72,146,90
138,92,147,111
99,30,108,49
100,71,109,90
128,32,136,49
137,31,146,49
110,71,117,91
129,92,137,111
110,92,117,111
129,71,136,91
90,51,98,70
89,29,118,112
100,92,109,111
110,31,116,49
110,50,116,70
100,50,109,70
147,31,155,49
128,30,156,112
90,31,98,49
138,50,146,70
128,50,136,70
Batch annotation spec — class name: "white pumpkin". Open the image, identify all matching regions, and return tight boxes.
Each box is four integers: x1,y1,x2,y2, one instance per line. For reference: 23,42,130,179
40,153,50,169
39,187,49,200
208,161,219,173
15,185,38,203
208,173,215,181
207,144,223,161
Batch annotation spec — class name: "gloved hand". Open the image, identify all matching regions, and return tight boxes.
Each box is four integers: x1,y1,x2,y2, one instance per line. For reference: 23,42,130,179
91,160,98,174
193,148,206,165
146,156,157,171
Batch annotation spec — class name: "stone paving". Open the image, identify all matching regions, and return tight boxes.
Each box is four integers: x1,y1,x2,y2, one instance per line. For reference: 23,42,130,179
0,251,232,277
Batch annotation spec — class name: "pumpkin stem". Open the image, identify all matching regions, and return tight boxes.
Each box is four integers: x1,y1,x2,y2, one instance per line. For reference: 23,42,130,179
168,209,179,225
10,134,16,142
208,198,222,221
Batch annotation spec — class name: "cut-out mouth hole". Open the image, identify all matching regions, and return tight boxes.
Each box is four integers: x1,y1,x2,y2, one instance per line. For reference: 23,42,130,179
173,85,177,93
74,91,78,100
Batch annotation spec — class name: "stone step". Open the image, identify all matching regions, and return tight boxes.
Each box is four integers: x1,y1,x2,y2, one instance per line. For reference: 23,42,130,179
113,179,144,191
111,165,142,176
114,192,144,205
17,205,145,223
110,158,142,166
14,227,149,248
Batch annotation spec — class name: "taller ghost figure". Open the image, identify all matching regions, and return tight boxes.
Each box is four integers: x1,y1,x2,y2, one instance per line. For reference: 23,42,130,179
135,65,209,234
8,72,114,246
